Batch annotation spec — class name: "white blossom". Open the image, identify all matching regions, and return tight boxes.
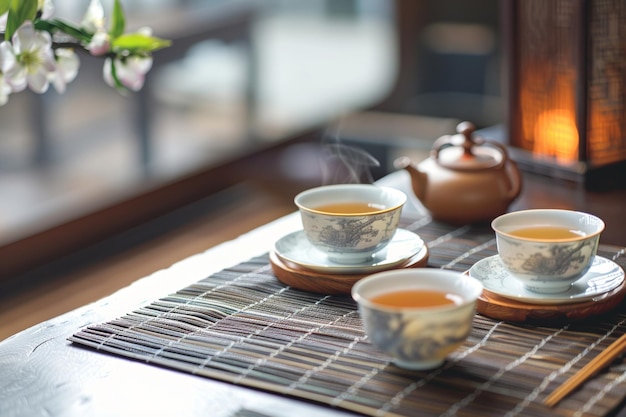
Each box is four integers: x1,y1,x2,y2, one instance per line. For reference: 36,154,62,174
103,55,153,92
50,49,80,94
81,0,111,56
0,0,168,105
0,43,14,105
0,13,6,32
87,30,110,56
0,74,11,105
0,41,16,73
5,23,56,94
81,0,106,33
39,0,55,20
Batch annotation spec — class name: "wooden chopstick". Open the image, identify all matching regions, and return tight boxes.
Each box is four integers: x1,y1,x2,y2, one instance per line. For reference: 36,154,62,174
544,333,626,407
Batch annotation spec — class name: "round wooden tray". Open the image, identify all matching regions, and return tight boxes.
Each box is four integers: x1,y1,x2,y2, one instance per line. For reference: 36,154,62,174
270,246,429,295
474,277,626,323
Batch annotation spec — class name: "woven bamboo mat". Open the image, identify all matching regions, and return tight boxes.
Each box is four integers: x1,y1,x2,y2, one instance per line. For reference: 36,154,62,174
70,217,626,417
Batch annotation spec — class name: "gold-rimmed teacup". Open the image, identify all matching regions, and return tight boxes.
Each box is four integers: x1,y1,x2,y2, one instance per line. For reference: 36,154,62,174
294,184,406,264
491,209,605,293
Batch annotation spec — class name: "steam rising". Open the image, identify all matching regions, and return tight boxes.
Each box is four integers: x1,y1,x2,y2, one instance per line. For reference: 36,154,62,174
320,124,380,185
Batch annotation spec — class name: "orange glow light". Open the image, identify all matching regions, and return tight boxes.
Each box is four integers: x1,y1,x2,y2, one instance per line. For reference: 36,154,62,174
533,109,579,162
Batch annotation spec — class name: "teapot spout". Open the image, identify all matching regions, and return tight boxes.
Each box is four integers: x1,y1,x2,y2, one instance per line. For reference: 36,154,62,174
394,156,427,202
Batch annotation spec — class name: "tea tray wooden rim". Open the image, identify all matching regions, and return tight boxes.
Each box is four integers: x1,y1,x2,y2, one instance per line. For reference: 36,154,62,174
270,245,429,295
473,275,626,323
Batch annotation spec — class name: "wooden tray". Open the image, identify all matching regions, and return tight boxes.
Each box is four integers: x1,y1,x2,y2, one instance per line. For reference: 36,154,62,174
475,278,626,323
270,246,429,295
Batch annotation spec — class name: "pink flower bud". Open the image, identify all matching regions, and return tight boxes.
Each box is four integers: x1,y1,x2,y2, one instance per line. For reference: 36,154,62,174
88,31,110,56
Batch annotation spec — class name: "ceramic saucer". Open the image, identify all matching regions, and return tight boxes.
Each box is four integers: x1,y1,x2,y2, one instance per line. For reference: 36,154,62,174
274,228,424,274
469,255,625,305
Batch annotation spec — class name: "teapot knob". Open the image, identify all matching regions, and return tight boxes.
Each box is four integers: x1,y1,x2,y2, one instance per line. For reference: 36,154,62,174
431,121,516,171
432,121,485,162
457,121,480,157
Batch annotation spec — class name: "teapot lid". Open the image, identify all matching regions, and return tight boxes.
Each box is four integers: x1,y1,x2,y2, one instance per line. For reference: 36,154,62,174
432,121,504,170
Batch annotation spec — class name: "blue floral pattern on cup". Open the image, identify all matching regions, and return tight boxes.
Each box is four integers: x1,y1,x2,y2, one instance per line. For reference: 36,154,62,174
361,305,474,367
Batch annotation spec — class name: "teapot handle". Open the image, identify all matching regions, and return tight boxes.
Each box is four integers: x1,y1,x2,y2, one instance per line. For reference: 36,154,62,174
473,131,522,201
503,149,523,201
487,140,523,200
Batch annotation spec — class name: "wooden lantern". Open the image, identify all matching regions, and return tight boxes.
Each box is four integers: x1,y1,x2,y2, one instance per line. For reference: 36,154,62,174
503,0,626,190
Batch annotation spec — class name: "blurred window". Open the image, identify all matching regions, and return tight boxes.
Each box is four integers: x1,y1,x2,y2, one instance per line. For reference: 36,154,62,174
0,0,396,247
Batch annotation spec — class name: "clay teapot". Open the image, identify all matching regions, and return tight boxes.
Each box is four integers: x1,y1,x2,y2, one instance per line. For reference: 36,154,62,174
394,121,522,225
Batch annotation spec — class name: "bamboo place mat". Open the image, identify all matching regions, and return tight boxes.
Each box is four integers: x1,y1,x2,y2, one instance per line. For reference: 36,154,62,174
70,217,626,417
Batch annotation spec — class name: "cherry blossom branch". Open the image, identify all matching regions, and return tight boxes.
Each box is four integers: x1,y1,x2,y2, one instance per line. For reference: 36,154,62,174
0,0,170,106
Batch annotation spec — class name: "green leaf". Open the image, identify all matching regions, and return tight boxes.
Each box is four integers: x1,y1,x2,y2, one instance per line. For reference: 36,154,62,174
0,0,11,16
109,0,125,39
10,0,37,18
112,33,171,53
34,19,92,44
5,0,37,40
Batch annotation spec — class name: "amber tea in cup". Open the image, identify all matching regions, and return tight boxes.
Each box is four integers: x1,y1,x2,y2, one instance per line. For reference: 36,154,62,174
507,226,586,240
295,184,406,264
314,202,386,214
492,209,604,293
370,289,463,308
352,269,482,370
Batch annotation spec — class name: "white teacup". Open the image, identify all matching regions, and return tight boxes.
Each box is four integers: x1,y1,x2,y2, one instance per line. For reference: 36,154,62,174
491,209,605,293
294,184,406,264
352,268,483,370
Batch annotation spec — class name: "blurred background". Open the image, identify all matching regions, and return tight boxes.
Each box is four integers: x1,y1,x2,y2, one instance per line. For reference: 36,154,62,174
3,0,626,343
0,0,503,287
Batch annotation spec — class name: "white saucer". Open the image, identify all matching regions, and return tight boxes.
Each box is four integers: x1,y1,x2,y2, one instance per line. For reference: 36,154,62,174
274,228,424,274
469,255,625,305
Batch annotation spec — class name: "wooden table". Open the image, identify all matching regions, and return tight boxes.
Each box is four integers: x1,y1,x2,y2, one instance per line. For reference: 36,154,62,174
1,170,625,417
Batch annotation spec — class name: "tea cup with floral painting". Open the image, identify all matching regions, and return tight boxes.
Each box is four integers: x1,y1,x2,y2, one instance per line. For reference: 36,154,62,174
491,209,605,294
294,184,406,265
352,268,483,370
